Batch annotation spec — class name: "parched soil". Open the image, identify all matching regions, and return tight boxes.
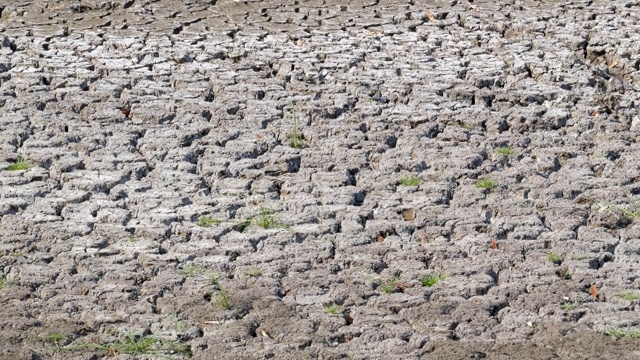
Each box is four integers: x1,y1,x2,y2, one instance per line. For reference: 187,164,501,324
1,0,640,359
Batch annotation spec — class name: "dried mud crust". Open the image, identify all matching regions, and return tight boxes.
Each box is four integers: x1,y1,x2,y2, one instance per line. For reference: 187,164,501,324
1,0,640,358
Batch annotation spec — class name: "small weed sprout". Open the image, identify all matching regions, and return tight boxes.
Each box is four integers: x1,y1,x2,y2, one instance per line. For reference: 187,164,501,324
218,288,232,310
8,248,26,257
619,205,640,220
495,146,514,156
288,101,304,149
475,178,497,190
6,156,31,171
116,333,157,355
37,332,69,348
127,236,137,242
197,216,221,228
421,273,447,287
244,268,263,277
254,207,287,230
168,312,187,332
606,328,640,340
560,302,578,311
237,207,287,232
324,304,341,314
36,331,191,356
179,265,204,277
399,175,421,187
211,276,232,310
379,278,399,294
618,291,640,301
547,252,564,265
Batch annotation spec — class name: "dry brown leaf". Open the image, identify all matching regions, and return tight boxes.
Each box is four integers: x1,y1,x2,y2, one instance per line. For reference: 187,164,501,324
376,234,385,242
589,284,598,299
402,209,416,221
363,28,381,36
396,282,413,291
491,239,498,250
426,10,436,21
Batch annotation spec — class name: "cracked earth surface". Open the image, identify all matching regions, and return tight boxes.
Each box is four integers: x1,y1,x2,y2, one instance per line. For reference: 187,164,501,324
1,0,640,358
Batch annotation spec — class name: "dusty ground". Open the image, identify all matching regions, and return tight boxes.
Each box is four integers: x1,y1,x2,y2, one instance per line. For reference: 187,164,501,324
1,0,640,358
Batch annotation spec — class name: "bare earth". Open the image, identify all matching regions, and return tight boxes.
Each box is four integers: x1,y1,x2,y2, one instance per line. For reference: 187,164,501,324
1,0,640,359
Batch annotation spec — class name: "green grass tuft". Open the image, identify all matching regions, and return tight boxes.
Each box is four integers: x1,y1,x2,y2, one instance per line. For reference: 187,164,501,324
243,268,263,277
475,178,497,189
115,333,157,354
379,278,399,294
197,216,221,228
606,328,640,340
254,207,287,230
210,276,233,310
50,332,191,356
495,146,514,156
399,175,421,187
324,304,341,314
38,332,69,343
6,157,31,171
421,273,447,287
560,302,578,311
618,291,640,301
288,101,304,149
619,205,640,220
547,252,564,265
179,265,204,277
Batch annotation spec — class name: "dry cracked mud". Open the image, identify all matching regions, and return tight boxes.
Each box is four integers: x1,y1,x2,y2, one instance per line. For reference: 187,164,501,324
1,0,640,358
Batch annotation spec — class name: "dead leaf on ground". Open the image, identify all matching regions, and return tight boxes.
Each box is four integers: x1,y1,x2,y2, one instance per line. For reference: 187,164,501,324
396,282,413,291
589,284,598,299
401,209,416,221
608,58,620,70
490,239,499,250
363,28,381,36
426,10,436,21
